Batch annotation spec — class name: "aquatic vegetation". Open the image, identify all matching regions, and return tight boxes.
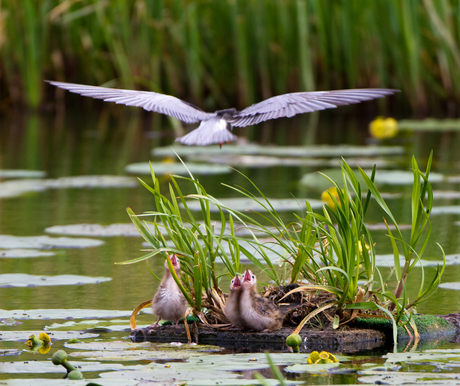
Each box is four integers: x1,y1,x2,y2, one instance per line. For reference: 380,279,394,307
2,2,459,111
122,155,445,343
369,117,399,139
307,351,339,364
285,333,302,353
52,350,83,379
26,332,52,354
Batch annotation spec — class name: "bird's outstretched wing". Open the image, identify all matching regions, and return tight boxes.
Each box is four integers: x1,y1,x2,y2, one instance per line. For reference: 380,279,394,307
229,89,400,127
47,81,214,124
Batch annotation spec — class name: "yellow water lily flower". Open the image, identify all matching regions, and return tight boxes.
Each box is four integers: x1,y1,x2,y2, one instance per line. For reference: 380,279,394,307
321,187,340,208
307,350,339,364
369,117,399,139
26,333,52,354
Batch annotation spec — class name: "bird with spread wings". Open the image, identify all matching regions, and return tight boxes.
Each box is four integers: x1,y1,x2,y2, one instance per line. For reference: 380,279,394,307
48,81,399,147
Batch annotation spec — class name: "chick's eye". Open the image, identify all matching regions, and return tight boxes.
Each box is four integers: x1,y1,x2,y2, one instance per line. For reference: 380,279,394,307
251,275,255,279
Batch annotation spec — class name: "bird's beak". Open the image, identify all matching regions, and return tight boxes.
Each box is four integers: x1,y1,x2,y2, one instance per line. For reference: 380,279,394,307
243,269,252,282
170,254,178,266
233,275,242,287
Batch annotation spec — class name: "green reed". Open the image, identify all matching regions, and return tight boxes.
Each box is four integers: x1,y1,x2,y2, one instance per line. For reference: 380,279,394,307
120,155,444,342
1,0,459,111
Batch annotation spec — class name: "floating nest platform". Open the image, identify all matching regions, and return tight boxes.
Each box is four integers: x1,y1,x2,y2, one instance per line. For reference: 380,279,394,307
130,313,459,353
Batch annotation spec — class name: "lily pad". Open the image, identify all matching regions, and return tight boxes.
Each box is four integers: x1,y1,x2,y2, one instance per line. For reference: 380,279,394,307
46,319,131,332
431,206,460,215
125,162,230,175
0,349,22,357
0,274,112,288
0,380,139,386
439,282,460,290
383,350,460,363
0,359,142,374
0,330,99,342
399,118,460,131
45,223,158,237
433,190,460,199
0,175,137,199
364,223,411,230
187,153,398,169
284,362,341,373
0,249,56,258
300,169,445,190
374,254,444,268
0,169,46,179
152,144,405,158
358,370,460,384
183,197,323,212
0,309,131,320
66,341,223,362
0,235,104,249
0,377,141,386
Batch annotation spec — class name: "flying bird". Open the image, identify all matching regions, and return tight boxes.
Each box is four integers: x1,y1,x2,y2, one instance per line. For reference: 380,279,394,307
47,80,399,147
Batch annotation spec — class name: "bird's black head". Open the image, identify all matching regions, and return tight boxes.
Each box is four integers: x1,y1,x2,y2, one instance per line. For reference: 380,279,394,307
215,108,237,119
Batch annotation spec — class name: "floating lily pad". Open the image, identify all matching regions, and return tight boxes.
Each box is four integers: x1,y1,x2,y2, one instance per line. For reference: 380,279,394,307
0,330,99,342
374,254,444,268
0,309,131,320
439,282,460,290
183,197,323,212
383,350,460,363
0,169,46,179
0,380,139,386
284,362,341,373
152,144,405,158
0,377,140,386
125,162,230,175
300,169,445,190
187,153,398,169
97,352,315,383
431,206,460,215
66,341,223,362
0,175,137,199
433,190,460,199
0,317,22,326
186,380,302,386
358,370,459,384
45,223,159,237
446,175,460,183
0,249,56,258
0,274,112,288
0,359,142,374
445,254,460,264
364,223,411,230
0,235,104,249
47,319,131,332
399,118,460,131
0,349,22,357
0,179,47,198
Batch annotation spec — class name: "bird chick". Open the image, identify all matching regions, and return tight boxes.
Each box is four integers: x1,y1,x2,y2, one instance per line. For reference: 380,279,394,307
224,275,245,329
240,269,283,331
150,254,187,328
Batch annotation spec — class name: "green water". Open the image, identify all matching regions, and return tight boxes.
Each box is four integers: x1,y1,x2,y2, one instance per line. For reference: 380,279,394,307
1,111,460,384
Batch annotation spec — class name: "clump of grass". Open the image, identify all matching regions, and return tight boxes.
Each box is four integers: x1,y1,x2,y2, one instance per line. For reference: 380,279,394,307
121,155,445,344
